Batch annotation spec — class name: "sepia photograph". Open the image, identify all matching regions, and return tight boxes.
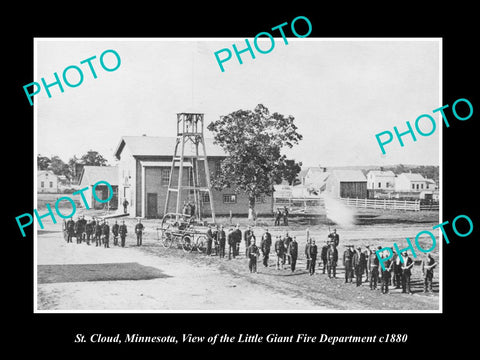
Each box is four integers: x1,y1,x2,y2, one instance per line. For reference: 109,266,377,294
34,38,441,312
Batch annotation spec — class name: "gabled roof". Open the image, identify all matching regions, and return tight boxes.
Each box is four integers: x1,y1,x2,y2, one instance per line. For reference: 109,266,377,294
37,170,56,177
304,167,330,184
114,136,226,159
399,172,425,181
79,166,118,186
332,169,367,182
368,170,396,177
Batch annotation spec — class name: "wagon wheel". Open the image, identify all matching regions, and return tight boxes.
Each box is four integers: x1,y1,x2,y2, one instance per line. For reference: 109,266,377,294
182,234,194,253
196,235,207,254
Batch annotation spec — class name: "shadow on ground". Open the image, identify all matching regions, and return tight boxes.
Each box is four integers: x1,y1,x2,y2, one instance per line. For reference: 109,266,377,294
38,262,171,284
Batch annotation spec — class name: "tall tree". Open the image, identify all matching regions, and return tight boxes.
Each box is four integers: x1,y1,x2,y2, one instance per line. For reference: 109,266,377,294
207,104,302,219
49,156,69,176
37,155,51,170
81,150,108,166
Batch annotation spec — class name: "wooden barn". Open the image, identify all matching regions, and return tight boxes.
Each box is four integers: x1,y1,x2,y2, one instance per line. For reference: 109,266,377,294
326,169,367,199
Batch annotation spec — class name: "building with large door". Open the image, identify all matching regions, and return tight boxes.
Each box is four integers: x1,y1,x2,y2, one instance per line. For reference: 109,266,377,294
113,136,273,218
77,166,119,209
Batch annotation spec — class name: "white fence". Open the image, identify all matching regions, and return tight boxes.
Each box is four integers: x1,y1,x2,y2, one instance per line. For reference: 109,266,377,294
340,197,421,211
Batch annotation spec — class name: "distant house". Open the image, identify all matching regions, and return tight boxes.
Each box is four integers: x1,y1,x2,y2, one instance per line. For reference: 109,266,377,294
367,170,396,198
78,166,119,209
395,172,428,192
326,169,367,199
303,167,330,192
367,170,396,191
37,170,58,193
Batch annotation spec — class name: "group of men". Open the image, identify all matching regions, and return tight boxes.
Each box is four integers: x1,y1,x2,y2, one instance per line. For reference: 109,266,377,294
202,224,437,294
274,206,289,226
63,216,145,248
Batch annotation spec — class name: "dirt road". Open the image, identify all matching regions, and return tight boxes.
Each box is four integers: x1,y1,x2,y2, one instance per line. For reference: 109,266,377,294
36,214,440,312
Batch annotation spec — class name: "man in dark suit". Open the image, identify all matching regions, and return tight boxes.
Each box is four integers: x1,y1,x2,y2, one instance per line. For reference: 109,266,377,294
287,236,298,272
227,228,236,260
94,220,102,246
305,239,311,271
391,253,402,289
343,245,354,283
66,218,75,243
326,242,338,278
369,246,381,290
274,236,286,270
101,220,110,248
401,251,414,294
135,219,144,246
244,226,254,257
119,220,127,247
206,225,214,256
321,241,329,274
352,246,366,286
283,232,292,264
233,224,242,257
308,239,318,275
217,225,226,259
246,238,260,273
380,250,393,294
328,228,340,247
112,220,119,246
421,253,436,293
260,229,272,267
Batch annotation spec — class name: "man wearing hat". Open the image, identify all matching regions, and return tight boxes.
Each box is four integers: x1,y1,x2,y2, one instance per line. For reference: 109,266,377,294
101,220,110,248
260,228,272,267
328,228,340,247
380,250,393,294
244,226,255,257
369,246,381,290
274,235,286,270
326,242,338,278
308,239,318,275
287,236,298,272
119,220,127,247
246,238,260,273
343,245,354,283
305,238,312,271
321,241,329,274
352,246,366,287
421,253,436,293
401,251,414,294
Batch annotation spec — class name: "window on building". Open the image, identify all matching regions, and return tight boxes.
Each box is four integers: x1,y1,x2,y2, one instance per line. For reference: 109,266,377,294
255,195,265,203
202,192,210,203
223,194,237,204
421,184,424,189
215,161,222,177
378,182,381,188
40,181,44,188
412,184,415,190
161,169,170,186
416,184,419,190
49,181,53,188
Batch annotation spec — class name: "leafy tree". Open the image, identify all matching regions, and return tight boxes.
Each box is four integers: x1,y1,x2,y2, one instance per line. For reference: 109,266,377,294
81,150,108,166
37,155,51,170
207,104,302,219
49,156,69,177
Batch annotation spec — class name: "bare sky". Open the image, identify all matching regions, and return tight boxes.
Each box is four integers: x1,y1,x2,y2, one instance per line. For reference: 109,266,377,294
36,38,440,168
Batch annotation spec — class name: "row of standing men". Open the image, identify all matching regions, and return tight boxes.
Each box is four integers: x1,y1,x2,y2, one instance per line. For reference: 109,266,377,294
205,226,436,294
63,216,145,248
